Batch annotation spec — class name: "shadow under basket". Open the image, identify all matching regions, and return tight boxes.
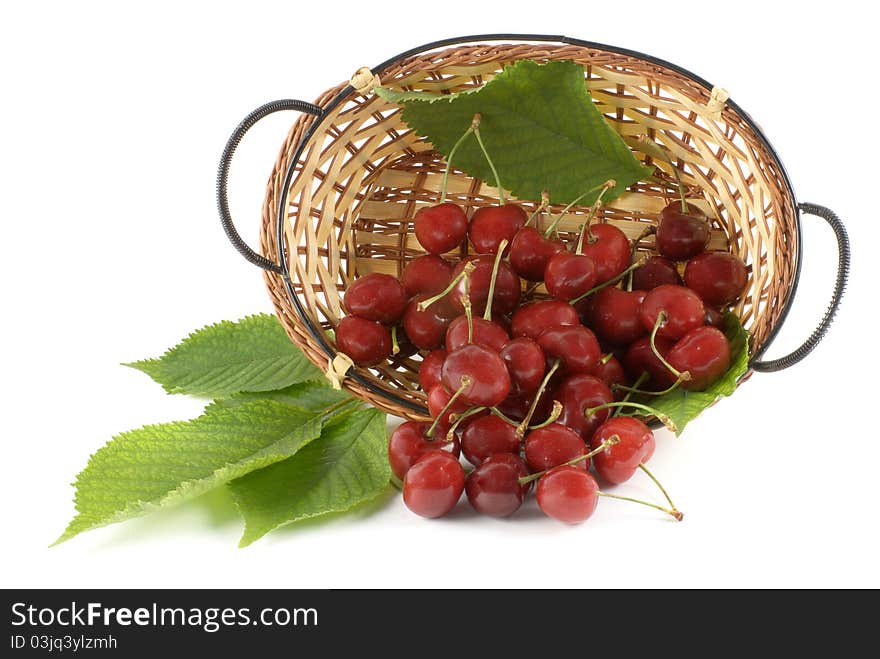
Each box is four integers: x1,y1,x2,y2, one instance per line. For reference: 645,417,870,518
217,34,850,423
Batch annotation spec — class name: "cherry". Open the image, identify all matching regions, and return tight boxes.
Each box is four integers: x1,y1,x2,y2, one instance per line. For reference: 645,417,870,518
484,452,532,493
579,223,631,283
495,389,554,425
460,414,521,467
465,457,526,517
593,354,627,398
510,300,579,340
441,343,511,407
544,252,598,302
623,336,677,390
509,226,566,281
402,451,465,518
451,255,521,317
427,384,469,427
536,466,600,524
632,256,682,291
667,326,731,390
684,251,748,306
342,273,408,325
555,374,613,440
445,316,508,353
537,325,601,375
656,202,710,260
639,284,705,340
335,316,392,366
468,204,528,255
401,254,454,297
590,417,655,485
413,202,468,255
704,307,724,328
499,337,546,395
387,420,460,481
588,287,648,346
524,423,590,473
418,348,447,393
402,293,457,350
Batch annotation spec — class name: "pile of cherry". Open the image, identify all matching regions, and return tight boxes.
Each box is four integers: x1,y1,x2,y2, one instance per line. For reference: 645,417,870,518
336,185,747,524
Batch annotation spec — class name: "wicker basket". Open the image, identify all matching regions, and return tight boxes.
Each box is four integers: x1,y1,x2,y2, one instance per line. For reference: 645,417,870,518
217,35,849,422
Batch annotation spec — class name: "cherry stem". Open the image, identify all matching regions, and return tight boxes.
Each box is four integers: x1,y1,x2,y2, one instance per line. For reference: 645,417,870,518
425,376,472,439
613,372,648,418
637,136,687,213
460,275,474,344
584,401,677,433
518,435,621,486
516,359,561,438
649,312,691,382
576,180,616,251
544,180,614,239
525,190,550,228
612,374,687,397
471,114,504,204
599,352,614,366
638,463,680,514
445,405,487,441
482,239,509,321
569,257,646,305
441,123,475,203
597,491,684,521
391,325,400,356
489,406,520,428
526,400,563,431
628,225,656,292
417,261,476,312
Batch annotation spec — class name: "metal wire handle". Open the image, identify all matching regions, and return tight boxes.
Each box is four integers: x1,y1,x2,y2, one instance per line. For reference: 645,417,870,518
750,202,850,372
217,99,323,273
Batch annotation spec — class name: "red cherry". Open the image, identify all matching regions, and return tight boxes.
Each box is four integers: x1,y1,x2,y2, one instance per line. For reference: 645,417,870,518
441,344,511,407
590,417,655,485
579,223,631,282
343,273,408,325
494,389,555,425
413,202,468,255
445,316,509,353
536,466,600,524
656,202,710,260
509,226,566,281
544,252,598,302
537,325,601,375
555,374,613,440
524,423,590,473
401,254,454,297
402,293,457,350
511,300,580,340
484,452,532,493
667,326,732,390
460,414,521,467
639,284,705,340
684,252,748,306
466,456,527,517
623,336,677,390
418,348,447,392
593,355,627,399
402,451,465,518
499,337,546,395
468,204,528,255
451,256,521,317
335,316,391,366
589,287,648,346
704,307,725,328
388,420,460,480
632,256,682,291
427,384,469,427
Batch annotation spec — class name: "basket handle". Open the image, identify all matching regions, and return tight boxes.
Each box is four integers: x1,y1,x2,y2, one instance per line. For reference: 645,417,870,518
217,99,323,273
750,202,850,372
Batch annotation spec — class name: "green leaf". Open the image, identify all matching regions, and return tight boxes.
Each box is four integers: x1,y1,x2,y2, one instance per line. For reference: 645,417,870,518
55,400,327,544
126,313,324,397
376,60,653,205
210,381,353,414
649,313,750,436
229,408,391,547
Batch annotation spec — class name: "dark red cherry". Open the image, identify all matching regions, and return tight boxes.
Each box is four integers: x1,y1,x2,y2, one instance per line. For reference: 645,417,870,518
388,420,460,481
632,256,682,291
460,414,521,467
499,337,546,395
445,316,508,353
441,343,511,407
590,417,655,485
336,316,391,366
524,423,590,473
483,452,533,493
656,202,710,260
495,389,555,425
413,202,468,255
536,466,600,524
639,284,705,340
623,336,677,390
403,451,465,518
667,326,731,390
466,457,525,517
418,348,447,393
544,252,598,301
537,325,601,375
427,385,469,427
511,300,580,340
589,287,648,346
451,256,521,316
579,223,631,282
401,254,454,297
684,252,748,306
509,226,566,281
402,293,457,350
343,273,407,325
468,204,528,255
704,307,724,328
555,374,613,440
593,355,627,399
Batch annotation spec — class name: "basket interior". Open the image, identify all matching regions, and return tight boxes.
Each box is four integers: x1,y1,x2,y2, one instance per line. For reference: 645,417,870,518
260,41,798,420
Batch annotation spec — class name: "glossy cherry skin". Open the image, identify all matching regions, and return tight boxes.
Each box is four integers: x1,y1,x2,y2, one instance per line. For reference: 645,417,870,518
499,337,546,395
632,256,682,291
343,273,408,325
495,389,554,425
537,325,601,375
451,256,521,317
623,336,677,390
656,202,710,260
555,374,613,440
667,326,731,390
639,284,705,340
388,420,460,480
536,466,600,524
460,414,521,467
445,316,509,353
402,293,457,350
589,287,648,346
704,307,724,328
524,423,590,473
401,254,454,297
511,300,580,340
579,223,631,282
590,417,655,485
441,343,511,407
593,355,627,399
484,453,532,492
466,457,525,517
509,226,566,281
544,252,598,302
418,348,447,393
403,451,465,518
335,316,392,366
468,204,528,255
684,252,748,306
413,202,468,255
427,385,470,427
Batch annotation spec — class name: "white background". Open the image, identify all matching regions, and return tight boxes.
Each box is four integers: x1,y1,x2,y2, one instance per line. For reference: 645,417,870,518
2,1,876,589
